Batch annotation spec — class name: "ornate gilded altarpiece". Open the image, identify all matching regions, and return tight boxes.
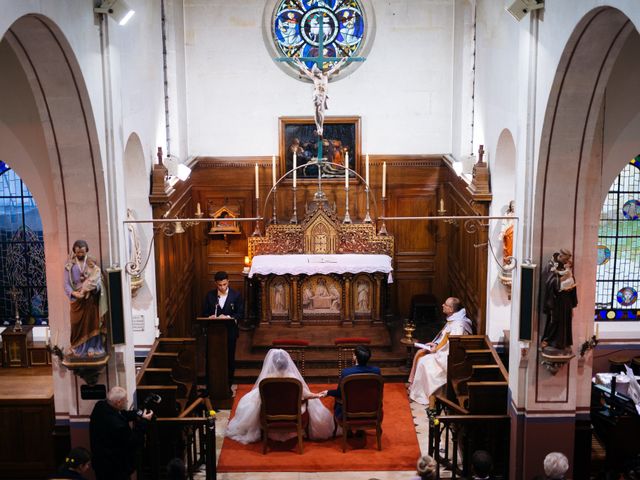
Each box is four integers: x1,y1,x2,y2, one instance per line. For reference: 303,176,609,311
248,202,393,326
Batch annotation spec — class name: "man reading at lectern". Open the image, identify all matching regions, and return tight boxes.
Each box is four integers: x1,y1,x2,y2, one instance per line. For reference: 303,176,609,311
203,271,244,384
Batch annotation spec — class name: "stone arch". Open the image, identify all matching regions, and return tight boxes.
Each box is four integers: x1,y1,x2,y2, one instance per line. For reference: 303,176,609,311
0,14,105,415
534,7,639,346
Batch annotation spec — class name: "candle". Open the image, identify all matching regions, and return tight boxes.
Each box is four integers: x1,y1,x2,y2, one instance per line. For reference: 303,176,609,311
45,326,50,345
293,151,297,189
595,322,599,339
382,161,387,198
272,155,276,187
345,151,349,189
196,202,202,216
365,154,370,186
255,163,259,198
439,198,445,212
244,255,251,267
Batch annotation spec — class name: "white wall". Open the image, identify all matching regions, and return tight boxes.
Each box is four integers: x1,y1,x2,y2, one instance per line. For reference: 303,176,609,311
183,0,455,156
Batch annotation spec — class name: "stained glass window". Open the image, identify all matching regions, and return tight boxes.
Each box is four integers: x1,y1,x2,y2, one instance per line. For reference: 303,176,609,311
595,156,640,321
272,0,366,69
0,161,48,326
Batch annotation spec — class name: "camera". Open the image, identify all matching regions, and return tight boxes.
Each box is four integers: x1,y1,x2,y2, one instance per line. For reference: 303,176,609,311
136,393,161,418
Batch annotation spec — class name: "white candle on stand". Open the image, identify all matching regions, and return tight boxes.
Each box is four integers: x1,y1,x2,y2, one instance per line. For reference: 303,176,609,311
382,161,387,198
345,151,349,189
255,163,259,199
196,202,202,216
272,155,277,187
439,198,445,212
365,154,370,186
293,151,297,188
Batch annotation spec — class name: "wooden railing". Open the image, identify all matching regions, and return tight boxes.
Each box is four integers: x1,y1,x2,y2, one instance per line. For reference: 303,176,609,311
428,412,509,479
427,334,510,478
136,337,215,479
139,396,217,480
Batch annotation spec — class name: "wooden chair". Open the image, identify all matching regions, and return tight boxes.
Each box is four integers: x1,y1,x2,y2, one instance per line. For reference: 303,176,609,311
271,339,310,376
334,337,371,376
333,373,384,452
259,377,309,454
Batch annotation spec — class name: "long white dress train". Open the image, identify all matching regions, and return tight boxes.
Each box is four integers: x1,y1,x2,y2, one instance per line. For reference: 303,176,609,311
225,349,335,444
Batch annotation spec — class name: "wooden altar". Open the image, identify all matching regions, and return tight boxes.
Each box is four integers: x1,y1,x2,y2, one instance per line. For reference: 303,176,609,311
248,202,394,326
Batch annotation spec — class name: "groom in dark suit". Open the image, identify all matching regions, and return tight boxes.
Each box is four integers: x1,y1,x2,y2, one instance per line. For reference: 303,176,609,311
203,271,244,383
321,345,381,422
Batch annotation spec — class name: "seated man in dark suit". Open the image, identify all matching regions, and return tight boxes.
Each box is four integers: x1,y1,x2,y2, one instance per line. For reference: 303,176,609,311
320,345,381,430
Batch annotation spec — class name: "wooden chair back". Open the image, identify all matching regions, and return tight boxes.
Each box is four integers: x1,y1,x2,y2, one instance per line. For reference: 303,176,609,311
259,377,308,454
338,373,384,452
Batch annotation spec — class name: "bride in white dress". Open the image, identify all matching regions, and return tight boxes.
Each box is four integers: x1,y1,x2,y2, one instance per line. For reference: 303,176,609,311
225,348,335,444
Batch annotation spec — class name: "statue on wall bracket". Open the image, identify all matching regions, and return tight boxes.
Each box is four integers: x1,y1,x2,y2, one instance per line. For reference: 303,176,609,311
539,249,577,374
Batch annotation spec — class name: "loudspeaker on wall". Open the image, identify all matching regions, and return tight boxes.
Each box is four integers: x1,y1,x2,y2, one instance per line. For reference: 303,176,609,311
107,268,126,345
519,263,536,341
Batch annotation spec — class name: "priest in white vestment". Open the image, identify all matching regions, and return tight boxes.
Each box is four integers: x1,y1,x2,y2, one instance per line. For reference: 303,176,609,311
409,297,473,407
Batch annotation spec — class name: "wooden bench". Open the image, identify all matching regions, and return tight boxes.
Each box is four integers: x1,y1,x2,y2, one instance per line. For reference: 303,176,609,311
441,335,508,415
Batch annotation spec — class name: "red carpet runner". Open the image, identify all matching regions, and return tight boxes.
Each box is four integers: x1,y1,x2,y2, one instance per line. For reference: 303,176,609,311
217,383,420,472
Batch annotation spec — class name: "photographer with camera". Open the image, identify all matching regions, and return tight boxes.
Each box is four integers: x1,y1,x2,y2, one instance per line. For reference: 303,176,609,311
89,386,153,480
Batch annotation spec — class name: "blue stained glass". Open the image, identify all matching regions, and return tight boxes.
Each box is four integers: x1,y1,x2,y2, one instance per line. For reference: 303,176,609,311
596,245,611,265
622,199,640,220
0,164,47,325
273,0,366,69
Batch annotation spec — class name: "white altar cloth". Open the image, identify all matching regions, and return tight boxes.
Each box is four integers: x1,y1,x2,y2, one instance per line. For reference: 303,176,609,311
249,254,393,282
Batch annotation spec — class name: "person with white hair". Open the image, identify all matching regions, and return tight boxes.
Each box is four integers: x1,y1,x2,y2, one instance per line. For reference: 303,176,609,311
409,454,437,480
225,349,334,444
543,452,569,479
89,386,153,480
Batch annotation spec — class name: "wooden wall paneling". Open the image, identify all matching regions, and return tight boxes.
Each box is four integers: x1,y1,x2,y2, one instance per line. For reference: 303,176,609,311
389,189,438,319
0,397,55,478
443,167,491,334
159,155,482,338
153,178,196,338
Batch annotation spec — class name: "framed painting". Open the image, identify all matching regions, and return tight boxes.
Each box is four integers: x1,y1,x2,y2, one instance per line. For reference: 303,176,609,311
279,116,361,181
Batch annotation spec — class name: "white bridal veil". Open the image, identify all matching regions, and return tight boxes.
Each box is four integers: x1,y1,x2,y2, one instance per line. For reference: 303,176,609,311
225,349,335,444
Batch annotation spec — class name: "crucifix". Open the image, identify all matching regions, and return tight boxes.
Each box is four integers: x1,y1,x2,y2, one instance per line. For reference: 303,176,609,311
9,286,22,332
276,10,365,197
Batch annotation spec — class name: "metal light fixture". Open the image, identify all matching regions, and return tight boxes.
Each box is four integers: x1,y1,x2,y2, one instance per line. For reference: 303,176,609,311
506,0,544,22
94,0,136,26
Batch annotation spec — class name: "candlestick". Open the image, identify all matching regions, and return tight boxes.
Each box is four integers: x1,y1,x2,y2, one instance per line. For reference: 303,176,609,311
378,197,388,235
255,163,259,199
382,161,387,198
439,198,445,213
272,155,276,187
595,322,599,339
45,326,50,345
345,151,349,189
196,202,202,216
344,151,352,224
365,154,370,186
293,151,297,188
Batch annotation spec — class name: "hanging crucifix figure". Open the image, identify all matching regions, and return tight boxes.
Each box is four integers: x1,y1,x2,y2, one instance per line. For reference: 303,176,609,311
293,56,348,138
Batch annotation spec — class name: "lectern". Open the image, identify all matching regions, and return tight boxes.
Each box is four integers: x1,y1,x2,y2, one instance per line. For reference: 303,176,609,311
196,316,233,409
